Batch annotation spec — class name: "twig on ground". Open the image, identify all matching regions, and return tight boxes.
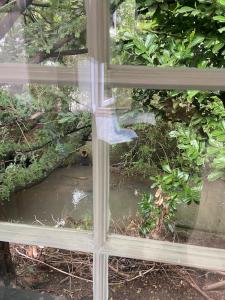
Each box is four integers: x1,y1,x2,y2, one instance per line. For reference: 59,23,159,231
109,264,130,278
60,276,70,284
173,268,213,300
33,215,45,226
125,265,156,282
12,243,223,297
15,248,92,283
203,280,225,291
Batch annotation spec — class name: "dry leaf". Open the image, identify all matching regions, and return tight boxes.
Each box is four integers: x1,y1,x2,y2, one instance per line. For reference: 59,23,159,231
155,195,164,206
32,246,38,258
29,112,43,120
26,245,39,258
155,188,162,198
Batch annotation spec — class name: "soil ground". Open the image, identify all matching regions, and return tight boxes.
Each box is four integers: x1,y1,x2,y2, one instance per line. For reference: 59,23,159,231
7,244,225,300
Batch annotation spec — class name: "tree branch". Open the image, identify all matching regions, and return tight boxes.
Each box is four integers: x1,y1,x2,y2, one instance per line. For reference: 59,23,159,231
31,2,50,8
30,34,74,63
0,0,33,40
0,124,91,160
31,8,52,24
50,48,88,58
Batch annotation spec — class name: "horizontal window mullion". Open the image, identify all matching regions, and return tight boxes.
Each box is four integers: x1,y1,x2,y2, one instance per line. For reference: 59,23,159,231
0,222,93,252
2,222,225,272
0,63,79,85
103,234,225,272
1,64,225,91
108,65,225,91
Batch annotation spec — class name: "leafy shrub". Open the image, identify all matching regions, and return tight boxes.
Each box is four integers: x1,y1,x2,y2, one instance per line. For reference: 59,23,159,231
112,0,225,235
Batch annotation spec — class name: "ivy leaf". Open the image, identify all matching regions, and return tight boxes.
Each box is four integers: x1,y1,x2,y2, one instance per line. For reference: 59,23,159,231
189,30,196,42
213,16,225,23
212,42,224,53
188,36,204,48
218,0,225,6
187,90,199,99
218,27,225,33
162,164,171,173
176,6,194,13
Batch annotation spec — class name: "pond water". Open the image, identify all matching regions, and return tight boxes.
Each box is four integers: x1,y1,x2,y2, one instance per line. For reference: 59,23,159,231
2,165,148,228
2,165,225,237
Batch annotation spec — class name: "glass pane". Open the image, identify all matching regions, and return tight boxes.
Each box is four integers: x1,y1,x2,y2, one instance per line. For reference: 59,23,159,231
0,83,93,230
108,87,225,249
0,0,87,65
110,0,225,68
108,256,223,300
0,242,92,299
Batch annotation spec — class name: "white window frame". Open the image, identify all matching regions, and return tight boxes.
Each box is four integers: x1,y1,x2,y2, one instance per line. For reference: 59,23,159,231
0,1,225,299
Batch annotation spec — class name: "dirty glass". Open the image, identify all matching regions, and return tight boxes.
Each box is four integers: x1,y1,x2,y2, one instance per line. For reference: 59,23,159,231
110,0,225,68
0,1,93,231
108,256,223,300
0,82,93,230
108,87,225,250
0,0,87,65
0,242,93,300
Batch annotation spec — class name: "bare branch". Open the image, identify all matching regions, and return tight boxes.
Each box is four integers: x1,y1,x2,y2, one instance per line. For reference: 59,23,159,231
30,34,74,63
204,280,225,291
50,48,88,58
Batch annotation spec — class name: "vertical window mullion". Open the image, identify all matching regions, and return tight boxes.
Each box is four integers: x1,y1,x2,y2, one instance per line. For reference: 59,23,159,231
86,0,110,299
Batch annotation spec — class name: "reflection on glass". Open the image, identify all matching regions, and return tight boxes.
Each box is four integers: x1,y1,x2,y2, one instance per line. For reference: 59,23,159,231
109,88,225,249
110,0,225,68
0,84,93,230
108,256,222,300
1,242,92,299
0,1,87,65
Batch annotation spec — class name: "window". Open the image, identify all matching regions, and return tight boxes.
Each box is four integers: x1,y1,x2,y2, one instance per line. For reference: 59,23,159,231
1,1,225,299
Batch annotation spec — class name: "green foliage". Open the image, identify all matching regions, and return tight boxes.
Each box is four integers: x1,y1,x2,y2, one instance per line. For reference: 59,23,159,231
0,1,92,202
112,0,225,235
0,136,86,201
134,93,225,234
169,124,206,169
116,121,177,178
112,0,225,68
138,193,163,235
0,84,91,201
0,0,86,63
151,167,202,205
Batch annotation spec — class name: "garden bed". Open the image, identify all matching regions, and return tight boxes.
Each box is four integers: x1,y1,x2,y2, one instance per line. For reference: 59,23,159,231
8,243,225,300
